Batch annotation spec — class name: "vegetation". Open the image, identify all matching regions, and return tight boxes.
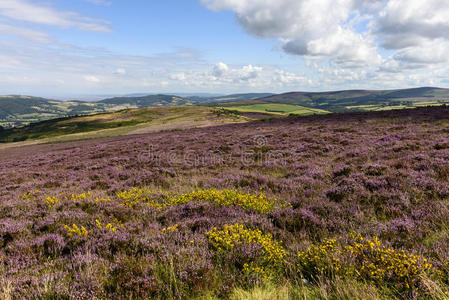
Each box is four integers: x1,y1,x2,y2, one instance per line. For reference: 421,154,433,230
1,106,449,298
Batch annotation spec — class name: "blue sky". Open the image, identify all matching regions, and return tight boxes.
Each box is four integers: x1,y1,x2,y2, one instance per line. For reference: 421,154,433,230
0,0,448,97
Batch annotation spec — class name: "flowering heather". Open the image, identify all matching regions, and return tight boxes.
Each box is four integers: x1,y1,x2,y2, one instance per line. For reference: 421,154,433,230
0,107,449,298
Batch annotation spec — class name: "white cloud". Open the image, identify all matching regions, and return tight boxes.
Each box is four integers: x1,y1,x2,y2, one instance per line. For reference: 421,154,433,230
202,0,449,72
114,68,127,75
170,73,187,81
212,62,229,77
84,75,101,83
0,0,111,32
202,0,381,67
0,24,51,43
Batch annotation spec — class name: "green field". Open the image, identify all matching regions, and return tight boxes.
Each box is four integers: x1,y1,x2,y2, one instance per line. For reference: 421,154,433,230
220,103,330,116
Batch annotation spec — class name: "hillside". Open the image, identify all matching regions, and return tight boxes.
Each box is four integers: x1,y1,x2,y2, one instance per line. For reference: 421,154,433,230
0,93,275,128
0,95,119,128
189,93,275,103
98,94,195,106
3,87,449,128
1,106,449,298
0,106,252,144
220,87,449,113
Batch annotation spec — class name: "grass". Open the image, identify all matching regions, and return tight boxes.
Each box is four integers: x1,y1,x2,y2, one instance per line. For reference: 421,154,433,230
219,104,330,116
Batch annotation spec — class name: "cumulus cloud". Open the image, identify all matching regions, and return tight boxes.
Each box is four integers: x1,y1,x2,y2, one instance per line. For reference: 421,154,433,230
212,62,229,77
202,0,449,70
0,0,111,32
202,0,381,67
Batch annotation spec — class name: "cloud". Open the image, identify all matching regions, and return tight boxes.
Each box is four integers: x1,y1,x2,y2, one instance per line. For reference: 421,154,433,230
0,0,111,32
83,0,112,6
0,24,51,43
84,75,101,83
202,0,381,67
375,0,449,65
114,68,127,75
202,0,449,70
212,62,229,77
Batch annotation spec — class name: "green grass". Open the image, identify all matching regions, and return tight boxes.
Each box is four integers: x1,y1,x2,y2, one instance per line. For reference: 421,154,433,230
219,104,330,116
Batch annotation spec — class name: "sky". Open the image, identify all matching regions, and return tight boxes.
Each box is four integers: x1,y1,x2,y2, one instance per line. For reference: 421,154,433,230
1,0,449,97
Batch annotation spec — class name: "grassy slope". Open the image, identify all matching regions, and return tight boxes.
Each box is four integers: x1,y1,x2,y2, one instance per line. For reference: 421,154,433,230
219,103,330,115
0,106,248,145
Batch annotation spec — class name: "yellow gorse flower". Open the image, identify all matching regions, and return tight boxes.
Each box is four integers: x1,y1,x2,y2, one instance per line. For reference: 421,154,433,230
207,224,286,277
116,187,151,208
23,191,59,208
43,196,59,208
297,234,434,292
95,218,120,233
64,224,88,237
162,224,179,233
169,189,287,214
70,191,92,201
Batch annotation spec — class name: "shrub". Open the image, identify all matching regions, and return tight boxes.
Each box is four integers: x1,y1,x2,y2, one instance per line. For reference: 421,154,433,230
64,224,88,237
297,234,435,296
207,224,286,283
115,188,287,214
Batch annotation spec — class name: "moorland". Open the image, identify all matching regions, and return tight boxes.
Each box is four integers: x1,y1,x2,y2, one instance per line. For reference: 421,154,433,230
1,105,449,299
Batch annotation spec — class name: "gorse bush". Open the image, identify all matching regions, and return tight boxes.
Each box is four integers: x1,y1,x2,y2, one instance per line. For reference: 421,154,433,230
64,224,88,237
116,187,151,208
207,224,286,282
95,218,121,233
171,189,287,214
297,234,437,295
116,187,287,213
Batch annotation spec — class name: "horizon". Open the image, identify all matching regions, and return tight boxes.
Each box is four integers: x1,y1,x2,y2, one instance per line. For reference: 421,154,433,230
1,1,449,96
1,86,448,101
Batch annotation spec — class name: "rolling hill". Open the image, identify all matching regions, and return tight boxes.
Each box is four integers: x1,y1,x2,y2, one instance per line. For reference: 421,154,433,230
0,95,119,128
189,93,275,103
98,94,195,107
3,87,449,128
0,93,275,128
220,87,449,113
0,106,251,144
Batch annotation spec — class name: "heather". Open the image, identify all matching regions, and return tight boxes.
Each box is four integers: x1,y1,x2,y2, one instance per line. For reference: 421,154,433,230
1,107,449,298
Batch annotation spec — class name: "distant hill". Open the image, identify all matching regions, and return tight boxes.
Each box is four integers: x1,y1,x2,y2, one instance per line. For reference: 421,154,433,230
99,94,195,107
191,93,275,103
221,87,449,113
0,95,120,128
0,93,279,128
2,88,449,128
0,106,250,143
